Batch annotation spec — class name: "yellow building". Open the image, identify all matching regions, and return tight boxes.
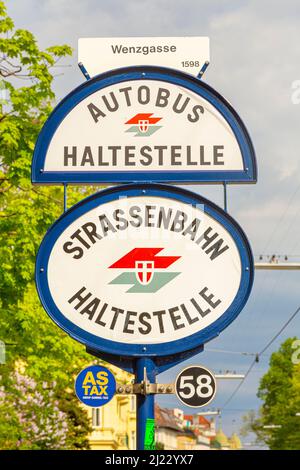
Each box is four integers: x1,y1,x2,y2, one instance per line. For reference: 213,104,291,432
84,365,136,450
177,430,197,450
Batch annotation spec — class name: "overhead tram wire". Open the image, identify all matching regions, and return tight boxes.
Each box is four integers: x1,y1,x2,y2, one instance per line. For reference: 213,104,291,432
260,181,300,254
282,231,300,263
253,251,298,337
276,201,300,255
258,305,300,356
250,181,300,324
205,348,267,357
255,253,300,259
221,359,256,409
253,268,285,333
221,305,300,410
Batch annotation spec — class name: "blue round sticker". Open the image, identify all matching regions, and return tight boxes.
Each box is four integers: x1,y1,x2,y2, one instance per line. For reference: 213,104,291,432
75,365,116,407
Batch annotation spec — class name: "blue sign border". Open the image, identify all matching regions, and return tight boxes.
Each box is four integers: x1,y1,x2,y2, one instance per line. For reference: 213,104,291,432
31,65,257,184
35,183,254,357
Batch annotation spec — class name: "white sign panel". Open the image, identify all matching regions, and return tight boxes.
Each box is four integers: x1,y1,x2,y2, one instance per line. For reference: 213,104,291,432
32,68,256,184
36,186,253,356
78,37,210,78
43,81,242,173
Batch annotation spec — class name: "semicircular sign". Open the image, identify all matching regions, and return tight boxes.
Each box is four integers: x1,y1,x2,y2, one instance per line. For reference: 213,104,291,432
35,184,254,357
32,66,257,184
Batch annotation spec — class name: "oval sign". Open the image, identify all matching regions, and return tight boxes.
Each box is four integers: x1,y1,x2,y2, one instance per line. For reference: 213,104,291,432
32,66,256,184
35,184,254,357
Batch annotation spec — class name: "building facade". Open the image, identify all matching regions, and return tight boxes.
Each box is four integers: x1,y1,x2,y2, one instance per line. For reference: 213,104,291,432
155,405,198,450
84,366,136,450
155,405,183,450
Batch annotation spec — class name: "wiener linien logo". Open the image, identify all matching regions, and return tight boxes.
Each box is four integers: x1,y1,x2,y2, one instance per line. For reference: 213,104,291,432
125,113,162,136
109,247,180,293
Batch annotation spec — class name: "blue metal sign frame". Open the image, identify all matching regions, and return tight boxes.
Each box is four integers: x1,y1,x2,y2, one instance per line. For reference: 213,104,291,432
35,183,254,357
31,65,257,184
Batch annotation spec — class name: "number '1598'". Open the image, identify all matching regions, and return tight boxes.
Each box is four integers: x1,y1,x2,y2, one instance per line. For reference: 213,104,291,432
181,61,200,67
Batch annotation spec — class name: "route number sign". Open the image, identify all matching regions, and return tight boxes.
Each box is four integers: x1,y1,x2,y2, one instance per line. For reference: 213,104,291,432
175,365,217,407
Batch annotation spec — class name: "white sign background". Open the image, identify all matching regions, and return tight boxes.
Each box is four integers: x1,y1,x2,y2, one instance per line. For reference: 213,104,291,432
44,80,243,174
47,196,242,345
78,37,210,78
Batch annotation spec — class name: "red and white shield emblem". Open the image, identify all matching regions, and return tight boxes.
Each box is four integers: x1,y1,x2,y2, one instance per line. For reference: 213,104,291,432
135,261,154,285
138,119,149,133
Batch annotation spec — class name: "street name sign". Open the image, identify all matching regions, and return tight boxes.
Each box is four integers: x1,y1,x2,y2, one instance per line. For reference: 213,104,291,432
32,66,257,185
78,37,210,78
175,365,217,407
35,184,254,357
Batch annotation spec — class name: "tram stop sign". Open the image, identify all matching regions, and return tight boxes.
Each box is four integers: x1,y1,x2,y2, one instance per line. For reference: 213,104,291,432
175,365,217,407
35,183,254,360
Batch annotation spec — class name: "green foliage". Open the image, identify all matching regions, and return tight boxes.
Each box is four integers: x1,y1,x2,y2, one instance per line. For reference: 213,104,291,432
59,392,92,450
0,1,96,449
0,0,73,305
242,338,300,450
2,285,89,384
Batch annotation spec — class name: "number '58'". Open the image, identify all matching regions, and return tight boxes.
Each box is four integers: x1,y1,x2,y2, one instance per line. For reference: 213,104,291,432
179,374,213,399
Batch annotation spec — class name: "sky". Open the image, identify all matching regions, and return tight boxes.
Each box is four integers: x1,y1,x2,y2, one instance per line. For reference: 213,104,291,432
5,0,300,448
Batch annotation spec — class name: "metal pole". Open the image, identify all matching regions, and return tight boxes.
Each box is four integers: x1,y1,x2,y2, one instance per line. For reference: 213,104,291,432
78,62,91,80
197,60,210,79
215,374,245,379
223,182,228,212
63,183,68,213
255,262,300,270
135,357,156,450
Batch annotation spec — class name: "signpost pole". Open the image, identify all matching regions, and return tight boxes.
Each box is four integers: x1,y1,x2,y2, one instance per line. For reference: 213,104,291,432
223,182,228,212
63,183,68,213
135,357,156,450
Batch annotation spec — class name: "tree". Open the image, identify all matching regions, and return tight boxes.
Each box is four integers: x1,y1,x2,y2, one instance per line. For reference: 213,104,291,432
0,369,69,449
0,1,95,449
242,338,300,450
0,0,72,305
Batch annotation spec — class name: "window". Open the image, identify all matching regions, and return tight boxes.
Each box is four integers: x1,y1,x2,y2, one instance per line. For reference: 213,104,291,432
92,408,102,428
